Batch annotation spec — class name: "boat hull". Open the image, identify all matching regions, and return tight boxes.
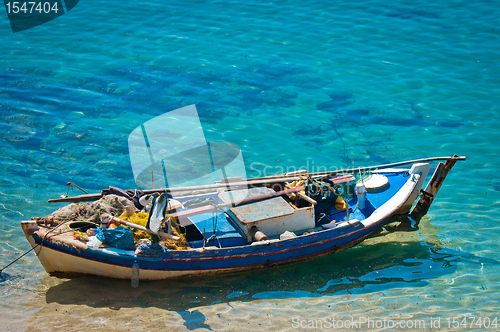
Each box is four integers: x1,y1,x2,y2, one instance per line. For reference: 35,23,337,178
23,218,388,280
21,165,425,280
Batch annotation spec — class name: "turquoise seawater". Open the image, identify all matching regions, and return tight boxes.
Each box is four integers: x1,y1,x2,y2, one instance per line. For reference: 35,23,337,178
1,0,499,330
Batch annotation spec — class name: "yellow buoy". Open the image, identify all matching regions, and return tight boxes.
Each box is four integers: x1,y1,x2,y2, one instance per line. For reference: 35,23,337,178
335,196,346,210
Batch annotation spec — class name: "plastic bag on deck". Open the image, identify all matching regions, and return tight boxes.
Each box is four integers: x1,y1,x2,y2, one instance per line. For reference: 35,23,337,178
103,226,135,250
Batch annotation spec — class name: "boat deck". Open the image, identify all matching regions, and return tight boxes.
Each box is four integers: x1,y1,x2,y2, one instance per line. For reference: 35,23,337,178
29,170,412,259
172,169,412,249
324,170,410,226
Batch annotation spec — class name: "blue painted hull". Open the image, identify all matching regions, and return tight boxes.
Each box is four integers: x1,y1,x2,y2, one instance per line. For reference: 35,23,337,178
32,217,372,272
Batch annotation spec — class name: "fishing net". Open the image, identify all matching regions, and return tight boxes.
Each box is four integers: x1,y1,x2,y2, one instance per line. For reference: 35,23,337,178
118,211,190,250
46,194,133,223
116,211,154,242
159,215,190,250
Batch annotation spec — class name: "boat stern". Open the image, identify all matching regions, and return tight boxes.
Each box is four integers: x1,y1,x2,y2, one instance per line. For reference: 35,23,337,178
20,220,57,273
20,220,39,248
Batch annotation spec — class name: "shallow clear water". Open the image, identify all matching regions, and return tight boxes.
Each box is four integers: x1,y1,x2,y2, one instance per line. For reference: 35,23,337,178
1,0,499,330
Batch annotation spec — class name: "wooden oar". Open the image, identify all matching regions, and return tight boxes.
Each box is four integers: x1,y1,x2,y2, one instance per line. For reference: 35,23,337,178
102,214,181,241
48,155,466,204
47,177,300,204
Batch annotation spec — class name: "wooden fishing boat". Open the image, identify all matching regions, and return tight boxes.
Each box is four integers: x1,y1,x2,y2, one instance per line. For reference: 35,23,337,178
21,156,464,281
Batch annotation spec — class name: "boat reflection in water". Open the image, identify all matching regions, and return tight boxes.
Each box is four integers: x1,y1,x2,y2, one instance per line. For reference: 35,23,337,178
40,216,462,310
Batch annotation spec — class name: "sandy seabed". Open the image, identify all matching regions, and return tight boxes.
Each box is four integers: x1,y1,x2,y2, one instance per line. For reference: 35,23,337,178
5,220,479,332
